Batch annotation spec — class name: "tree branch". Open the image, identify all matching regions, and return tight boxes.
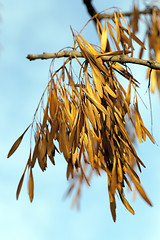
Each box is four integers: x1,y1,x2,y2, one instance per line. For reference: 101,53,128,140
98,8,153,20
26,50,160,70
83,0,153,22
83,0,97,18
27,50,83,60
83,0,98,24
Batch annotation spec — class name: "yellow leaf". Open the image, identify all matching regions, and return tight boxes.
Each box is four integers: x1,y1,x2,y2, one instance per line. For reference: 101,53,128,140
151,70,157,93
135,108,142,143
126,78,131,104
85,116,94,169
92,104,102,130
114,12,120,44
156,50,160,62
75,31,108,75
114,112,130,142
107,18,120,51
101,19,107,52
96,18,103,39
90,62,104,98
130,32,146,49
119,10,127,27
7,124,31,158
84,100,96,130
104,82,117,98
76,31,98,56
99,50,132,57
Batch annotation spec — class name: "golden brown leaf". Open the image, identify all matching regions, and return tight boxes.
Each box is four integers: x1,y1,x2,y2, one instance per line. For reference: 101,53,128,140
91,104,102,130
84,100,97,130
107,18,120,51
66,161,73,180
38,137,47,171
85,116,94,169
90,63,104,98
47,138,55,158
130,32,146,49
99,50,132,57
131,174,152,206
109,192,116,222
31,136,40,168
110,201,116,222
119,191,135,215
16,172,25,200
142,125,155,144
61,120,70,160
135,108,142,143
126,78,131,105
82,88,109,116
76,31,99,56
7,124,31,158
117,158,123,183
104,82,117,98
69,110,79,151
72,147,78,166
114,112,130,143
28,168,34,202
42,102,48,129
49,87,58,119
16,153,31,200
49,153,55,165
110,157,117,195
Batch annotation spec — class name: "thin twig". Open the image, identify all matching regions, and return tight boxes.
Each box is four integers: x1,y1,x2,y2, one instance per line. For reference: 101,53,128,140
98,8,153,20
27,50,160,70
83,0,153,21
27,50,83,61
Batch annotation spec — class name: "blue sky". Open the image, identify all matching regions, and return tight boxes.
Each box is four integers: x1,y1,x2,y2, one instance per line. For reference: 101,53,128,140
0,0,160,239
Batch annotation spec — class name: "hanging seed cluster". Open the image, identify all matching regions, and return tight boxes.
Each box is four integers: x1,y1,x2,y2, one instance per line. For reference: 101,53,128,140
8,11,155,221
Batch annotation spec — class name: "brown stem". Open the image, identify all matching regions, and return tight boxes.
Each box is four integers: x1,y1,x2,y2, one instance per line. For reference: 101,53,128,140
27,50,160,70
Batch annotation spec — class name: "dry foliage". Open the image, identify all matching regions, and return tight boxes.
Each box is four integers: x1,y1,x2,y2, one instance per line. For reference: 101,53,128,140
130,4,160,95
8,10,156,221
147,7,160,93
